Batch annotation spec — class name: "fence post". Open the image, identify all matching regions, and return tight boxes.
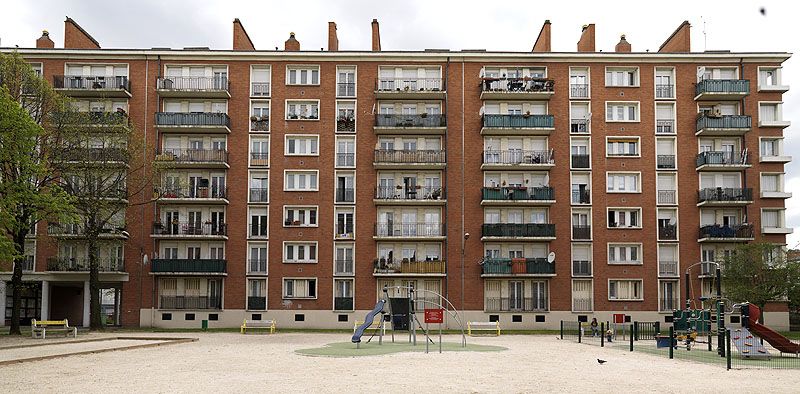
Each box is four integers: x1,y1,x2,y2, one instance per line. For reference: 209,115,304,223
578,320,582,343
629,325,634,351
560,320,563,340
669,326,674,359
601,322,604,347
708,332,712,352
655,321,661,336
726,329,731,370
633,321,639,341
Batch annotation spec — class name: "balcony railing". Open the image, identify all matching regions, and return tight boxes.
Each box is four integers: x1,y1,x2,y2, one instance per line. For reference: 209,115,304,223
159,296,221,310
570,83,589,98
375,222,445,237
336,153,355,167
570,119,589,133
481,258,555,275
251,82,270,96
571,189,590,204
157,76,229,92
572,297,593,312
481,223,556,238
481,186,554,201
152,221,227,236
156,112,231,128
698,187,753,203
659,260,679,277
336,187,354,203
572,260,592,276
250,118,270,131
699,224,754,239
248,296,267,310
248,259,267,274
60,147,128,163
334,297,354,311
696,151,749,167
374,149,446,164
156,149,228,164
337,82,356,97
571,154,590,169
249,188,269,202
336,117,355,132
657,190,677,204
695,79,750,96
655,84,674,98
375,114,446,128
250,152,269,166
375,186,444,201
656,120,675,134
46,257,124,272
53,75,130,91
657,155,676,169
572,225,591,240
335,259,354,275
161,186,228,200
485,297,548,312
483,150,554,165
481,77,555,94
482,114,555,129
71,111,129,126
47,223,127,237
377,77,444,92
373,259,446,274
696,114,752,131
151,259,227,273
658,224,677,240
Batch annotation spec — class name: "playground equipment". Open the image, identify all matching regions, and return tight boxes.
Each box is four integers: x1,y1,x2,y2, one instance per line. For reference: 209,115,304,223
351,284,467,351
738,303,800,355
679,261,727,356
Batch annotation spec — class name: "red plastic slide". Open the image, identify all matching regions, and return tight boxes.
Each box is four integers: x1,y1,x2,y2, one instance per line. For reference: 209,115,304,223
746,304,800,354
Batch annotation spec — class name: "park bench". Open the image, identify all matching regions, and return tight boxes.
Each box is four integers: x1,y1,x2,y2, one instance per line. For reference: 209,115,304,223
467,321,501,336
240,319,276,334
353,319,389,336
31,319,77,339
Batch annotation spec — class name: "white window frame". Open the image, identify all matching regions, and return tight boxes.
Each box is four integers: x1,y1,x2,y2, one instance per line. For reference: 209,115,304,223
605,66,640,87
284,134,319,156
249,99,270,132
608,279,644,301
335,136,356,168
283,242,319,264
605,101,640,122
250,65,272,97
607,244,643,265
757,66,788,92
336,66,357,97
285,65,320,86
605,136,640,158
248,136,270,167
654,67,676,99
283,206,319,228
757,101,790,127
282,277,318,299
285,99,320,121
568,66,591,99
606,172,641,193
284,170,319,191
607,208,642,229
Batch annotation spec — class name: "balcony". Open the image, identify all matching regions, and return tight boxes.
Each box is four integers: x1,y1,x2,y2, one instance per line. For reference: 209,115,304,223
572,225,591,240
335,259,354,276
480,258,555,277
46,257,124,272
375,77,445,99
570,83,589,98
373,259,446,276
699,261,718,278
158,186,229,204
150,259,227,274
480,77,555,100
695,115,751,136
250,152,269,166
53,75,131,98
60,148,129,166
337,82,356,98
694,79,750,101
334,297,354,311
481,186,555,206
374,186,445,205
155,112,231,134
248,259,268,275
656,120,675,134
248,296,267,311
571,189,590,205
695,151,751,171
373,150,446,169
570,119,589,134
336,117,355,132
47,223,128,239
658,224,678,241
62,111,130,129
250,117,270,132
698,224,754,242
335,188,355,203
485,297,548,312
155,149,229,169
374,114,446,135
656,155,676,170
151,221,228,239
481,223,556,241
249,188,269,203
156,76,230,98
572,260,592,277
697,188,753,206
159,295,221,310
480,114,555,135
251,82,270,97
659,260,679,278
481,150,554,170
655,84,674,99
374,222,445,241
571,154,590,169
657,190,677,205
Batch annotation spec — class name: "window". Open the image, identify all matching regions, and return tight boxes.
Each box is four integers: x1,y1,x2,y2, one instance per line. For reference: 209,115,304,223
759,102,787,125
250,137,270,166
759,67,779,87
250,65,271,96
286,100,319,120
250,101,270,131
698,67,737,81
760,173,784,195
286,66,320,86
336,67,356,97
248,243,268,274
569,67,589,98
336,137,355,167
655,68,675,98
336,101,356,132
607,173,640,193
285,170,319,191
761,139,780,157
570,102,590,133
609,280,643,300
284,206,318,227
606,138,639,157
606,102,639,122
249,208,268,238
608,209,641,229
761,209,787,231
605,67,639,87
249,172,269,203
655,103,675,133
284,243,318,263
335,245,355,275
283,278,317,298
608,244,642,264
336,210,355,238
285,135,319,155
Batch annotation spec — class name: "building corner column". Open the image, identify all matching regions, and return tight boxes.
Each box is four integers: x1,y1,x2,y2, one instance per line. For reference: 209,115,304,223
0,281,6,327
40,280,50,320
82,280,90,327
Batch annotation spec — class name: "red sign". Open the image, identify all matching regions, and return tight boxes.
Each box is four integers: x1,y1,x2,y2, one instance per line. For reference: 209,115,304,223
613,314,626,324
424,309,444,324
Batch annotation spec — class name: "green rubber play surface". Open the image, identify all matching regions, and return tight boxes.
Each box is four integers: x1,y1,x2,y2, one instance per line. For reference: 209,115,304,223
296,340,507,357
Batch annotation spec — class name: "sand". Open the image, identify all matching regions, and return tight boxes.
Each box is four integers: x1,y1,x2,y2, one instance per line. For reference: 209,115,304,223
1,332,799,393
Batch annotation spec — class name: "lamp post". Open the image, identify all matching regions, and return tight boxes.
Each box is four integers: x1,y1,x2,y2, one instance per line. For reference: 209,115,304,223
461,232,470,311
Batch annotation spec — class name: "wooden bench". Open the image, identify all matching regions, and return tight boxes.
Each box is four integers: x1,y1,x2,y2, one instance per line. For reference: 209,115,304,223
240,319,276,334
31,319,77,339
468,321,501,337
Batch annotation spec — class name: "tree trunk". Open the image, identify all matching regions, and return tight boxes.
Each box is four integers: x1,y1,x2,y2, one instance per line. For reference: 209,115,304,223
9,231,28,335
88,238,103,330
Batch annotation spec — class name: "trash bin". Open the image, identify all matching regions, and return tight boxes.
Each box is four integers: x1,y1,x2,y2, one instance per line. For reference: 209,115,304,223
202,320,208,331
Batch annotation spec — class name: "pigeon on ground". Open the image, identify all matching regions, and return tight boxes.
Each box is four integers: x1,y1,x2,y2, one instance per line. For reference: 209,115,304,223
597,359,607,364
555,337,561,340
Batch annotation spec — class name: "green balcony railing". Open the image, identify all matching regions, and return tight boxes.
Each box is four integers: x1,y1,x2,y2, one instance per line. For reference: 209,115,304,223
150,259,227,273
696,114,751,131
482,114,555,129
481,186,554,201
481,258,555,275
481,223,555,238
695,79,750,96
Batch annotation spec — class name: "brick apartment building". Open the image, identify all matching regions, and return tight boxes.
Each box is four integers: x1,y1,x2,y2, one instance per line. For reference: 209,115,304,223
0,17,793,330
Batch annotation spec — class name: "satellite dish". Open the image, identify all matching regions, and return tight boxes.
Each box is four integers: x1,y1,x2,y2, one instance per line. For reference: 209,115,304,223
143,254,149,265
547,252,556,263
697,67,706,81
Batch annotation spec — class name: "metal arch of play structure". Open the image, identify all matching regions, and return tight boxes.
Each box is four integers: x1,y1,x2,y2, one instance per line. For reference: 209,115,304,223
679,261,726,356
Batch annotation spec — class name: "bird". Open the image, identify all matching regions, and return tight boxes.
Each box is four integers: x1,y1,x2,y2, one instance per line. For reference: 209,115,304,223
760,7,766,16
555,336,561,340
597,359,607,364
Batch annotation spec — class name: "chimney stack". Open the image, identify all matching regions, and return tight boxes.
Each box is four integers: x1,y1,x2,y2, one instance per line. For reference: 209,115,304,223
659,21,691,53
64,17,100,49
577,23,595,52
284,32,300,51
36,30,55,48
233,18,256,50
371,19,381,51
615,34,631,52
328,22,339,51
532,20,552,52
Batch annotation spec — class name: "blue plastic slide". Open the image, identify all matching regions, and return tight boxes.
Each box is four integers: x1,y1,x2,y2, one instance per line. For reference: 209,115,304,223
352,300,386,343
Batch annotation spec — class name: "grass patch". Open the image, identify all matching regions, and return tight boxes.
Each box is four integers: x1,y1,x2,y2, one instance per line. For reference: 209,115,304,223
296,341,506,357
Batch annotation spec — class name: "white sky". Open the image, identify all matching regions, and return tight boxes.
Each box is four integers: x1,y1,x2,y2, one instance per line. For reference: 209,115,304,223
1,0,798,245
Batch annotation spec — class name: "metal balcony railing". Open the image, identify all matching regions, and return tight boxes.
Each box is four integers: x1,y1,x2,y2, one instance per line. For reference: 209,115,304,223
696,151,749,167
656,119,675,134
698,223,754,239
250,118,270,131
570,119,589,133
53,75,130,91
47,223,127,237
248,296,267,310
659,260,679,277
68,111,129,126
657,190,677,204
481,77,555,93
159,296,221,310
152,221,227,236
572,260,592,276
373,259,446,274
483,150,554,165
60,147,128,163
481,186,554,201
249,188,269,202
695,79,750,96
658,224,677,240
251,82,270,96
571,154,590,168
375,114,446,128
485,297,548,312
336,117,355,132
375,186,444,201
336,187,354,203
335,259,354,275
572,225,591,240
375,222,445,237
46,257,124,272
482,114,555,129
156,112,231,128
696,114,752,131
481,257,555,275
250,152,269,165
248,259,267,274
156,149,228,164
657,155,676,169
374,149,446,164
161,186,228,200
337,82,356,97
377,77,444,92
570,83,589,98
571,189,590,204
698,187,753,203
157,76,229,92
151,259,227,273
656,84,674,98
481,223,555,238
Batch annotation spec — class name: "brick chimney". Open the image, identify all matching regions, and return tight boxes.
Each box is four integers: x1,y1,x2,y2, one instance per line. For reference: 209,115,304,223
36,30,55,48
284,32,300,51
615,34,631,52
371,19,381,51
659,21,691,53
233,18,256,50
328,22,339,51
64,17,100,49
532,20,551,52
577,23,595,52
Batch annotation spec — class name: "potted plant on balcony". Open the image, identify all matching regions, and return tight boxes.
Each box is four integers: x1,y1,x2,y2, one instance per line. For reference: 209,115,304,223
420,112,428,119
260,115,269,122
250,115,259,122
523,110,531,118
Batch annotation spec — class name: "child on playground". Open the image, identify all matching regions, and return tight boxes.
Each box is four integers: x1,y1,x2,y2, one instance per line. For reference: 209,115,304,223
590,318,599,337
606,328,614,343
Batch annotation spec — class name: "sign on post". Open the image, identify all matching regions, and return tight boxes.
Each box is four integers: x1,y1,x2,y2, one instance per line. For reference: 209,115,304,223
424,309,444,324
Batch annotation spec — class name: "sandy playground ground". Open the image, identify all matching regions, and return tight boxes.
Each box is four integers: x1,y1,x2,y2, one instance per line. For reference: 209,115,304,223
1,332,800,393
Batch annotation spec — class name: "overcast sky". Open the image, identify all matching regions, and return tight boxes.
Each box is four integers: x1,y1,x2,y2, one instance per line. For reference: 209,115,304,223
2,0,798,245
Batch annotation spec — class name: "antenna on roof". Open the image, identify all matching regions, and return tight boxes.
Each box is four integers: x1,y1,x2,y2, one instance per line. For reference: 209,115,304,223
701,16,708,51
